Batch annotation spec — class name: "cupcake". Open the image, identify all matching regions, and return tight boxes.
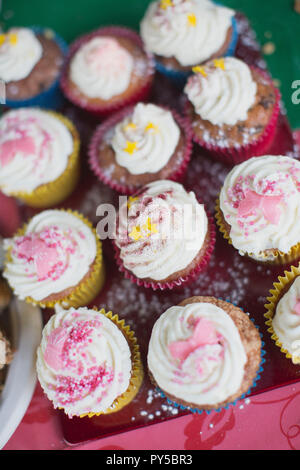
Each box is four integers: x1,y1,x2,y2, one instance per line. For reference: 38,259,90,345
0,329,13,371
36,306,143,418
113,180,215,290
148,296,262,411
60,26,154,116
140,0,237,87
0,108,80,208
88,102,192,195
265,265,300,364
3,209,105,308
216,155,300,265
184,57,280,164
0,27,67,109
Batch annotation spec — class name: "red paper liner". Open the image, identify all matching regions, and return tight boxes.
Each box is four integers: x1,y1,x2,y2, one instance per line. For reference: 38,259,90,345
112,207,216,291
88,104,193,195
184,67,281,166
60,26,155,117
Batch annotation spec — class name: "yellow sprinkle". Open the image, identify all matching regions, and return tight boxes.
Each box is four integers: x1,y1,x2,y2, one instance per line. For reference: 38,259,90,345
123,141,138,155
142,217,158,237
192,66,207,77
0,34,6,47
213,58,225,70
8,33,18,45
124,122,137,132
127,196,139,209
145,122,159,133
187,13,197,27
160,0,173,10
129,225,143,241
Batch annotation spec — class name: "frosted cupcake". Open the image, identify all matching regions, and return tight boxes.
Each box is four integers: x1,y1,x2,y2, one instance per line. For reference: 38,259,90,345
36,307,143,417
60,26,154,116
0,108,80,208
216,155,300,264
148,296,262,411
265,265,300,364
0,27,67,109
3,210,105,308
184,57,280,164
89,102,192,195
140,0,237,86
113,180,215,290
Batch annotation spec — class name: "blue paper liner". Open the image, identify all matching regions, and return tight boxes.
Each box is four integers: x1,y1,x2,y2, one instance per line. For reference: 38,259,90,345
4,26,68,110
155,14,238,89
155,313,266,415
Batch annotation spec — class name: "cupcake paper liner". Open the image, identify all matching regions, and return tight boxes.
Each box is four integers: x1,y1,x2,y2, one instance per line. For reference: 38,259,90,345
60,26,155,117
264,264,300,364
8,111,80,208
185,68,281,166
153,316,265,415
215,199,300,266
112,208,216,291
88,104,193,195
79,308,144,418
155,14,238,89
4,209,105,309
5,27,68,110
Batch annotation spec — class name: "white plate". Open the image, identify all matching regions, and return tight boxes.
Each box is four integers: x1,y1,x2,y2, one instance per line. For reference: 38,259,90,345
0,299,43,449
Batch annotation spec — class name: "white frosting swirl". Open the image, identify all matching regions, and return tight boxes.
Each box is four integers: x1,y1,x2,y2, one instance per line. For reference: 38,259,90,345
220,155,300,258
184,57,257,125
0,28,42,82
0,109,73,194
140,0,234,67
111,103,180,174
148,301,247,406
3,210,97,302
70,36,134,100
273,276,300,363
116,180,208,281
36,307,132,417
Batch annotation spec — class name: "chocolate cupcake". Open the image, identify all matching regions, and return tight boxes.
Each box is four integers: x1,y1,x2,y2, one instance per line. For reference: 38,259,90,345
113,180,215,290
0,27,67,109
60,26,154,116
89,102,192,195
148,296,262,411
184,57,280,164
140,0,237,87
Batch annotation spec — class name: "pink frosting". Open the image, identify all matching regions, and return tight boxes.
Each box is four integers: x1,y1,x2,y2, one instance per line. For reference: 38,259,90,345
85,37,131,72
0,134,36,167
44,327,69,371
168,318,220,363
237,189,284,225
294,301,300,316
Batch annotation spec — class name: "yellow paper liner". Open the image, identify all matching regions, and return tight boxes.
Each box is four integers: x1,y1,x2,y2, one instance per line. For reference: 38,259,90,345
79,308,144,418
215,198,300,266
9,111,80,208
264,264,300,364
4,209,105,309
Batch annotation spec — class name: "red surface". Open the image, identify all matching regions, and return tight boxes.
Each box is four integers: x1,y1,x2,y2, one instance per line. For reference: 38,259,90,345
3,12,300,448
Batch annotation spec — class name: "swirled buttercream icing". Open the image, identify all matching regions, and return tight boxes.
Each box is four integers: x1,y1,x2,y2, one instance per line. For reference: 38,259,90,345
140,0,234,67
184,57,257,126
0,109,73,195
115,180,208,281
148,301,247,406
36,307,132,417
273,276,300,363
111,103,180,174
0,27,43,82
219,155,300,257
3,210,97,302
69,36,134,100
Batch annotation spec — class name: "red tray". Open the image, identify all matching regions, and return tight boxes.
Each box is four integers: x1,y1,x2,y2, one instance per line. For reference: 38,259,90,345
12,12,300,445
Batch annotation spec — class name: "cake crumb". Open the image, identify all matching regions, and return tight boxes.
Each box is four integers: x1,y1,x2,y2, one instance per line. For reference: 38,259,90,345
262,42,276,55
294,0,300,14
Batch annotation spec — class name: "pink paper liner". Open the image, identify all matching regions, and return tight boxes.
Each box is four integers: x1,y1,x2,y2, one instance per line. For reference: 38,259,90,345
60,26,155,117
112,205,216,291
184,67,281,166
88,104,193,195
